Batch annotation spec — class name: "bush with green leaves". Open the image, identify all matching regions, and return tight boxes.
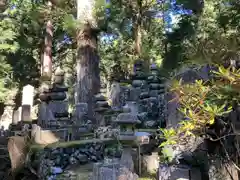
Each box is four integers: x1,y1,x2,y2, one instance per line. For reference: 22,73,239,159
160,65,240,146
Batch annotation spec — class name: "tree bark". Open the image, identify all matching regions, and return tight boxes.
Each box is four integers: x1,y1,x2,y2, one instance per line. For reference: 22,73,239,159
41,1,53,79
133,0,142,57
76,0,100,119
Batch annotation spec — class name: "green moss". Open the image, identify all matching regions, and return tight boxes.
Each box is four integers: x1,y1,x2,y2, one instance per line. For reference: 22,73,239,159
31,138,116,150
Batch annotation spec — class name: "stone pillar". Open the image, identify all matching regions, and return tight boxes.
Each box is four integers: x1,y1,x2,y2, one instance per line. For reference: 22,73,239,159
72,103,88,124
94,94,110,126
0,105,14,130
12,107,21,125
108,81,121,110
21,85,34,123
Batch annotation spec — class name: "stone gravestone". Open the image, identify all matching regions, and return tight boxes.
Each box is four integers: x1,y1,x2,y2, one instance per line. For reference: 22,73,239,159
125,101,138,116
158,164,190,180
21,85,34,108
73,103,88,124
8,135,29,179
166,92,180,128
21,105,31,123
48,101,68,114
38,103,55,127
21,85,34,122
0,105,14,130
108,81,121,110
31,124,59,145
12,107,21,125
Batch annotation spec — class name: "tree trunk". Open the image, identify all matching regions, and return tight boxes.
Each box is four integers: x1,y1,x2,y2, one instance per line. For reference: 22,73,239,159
76,0,100,119
133,0,142,57
40,0,53,95
41,1,53,79
0,0,7,13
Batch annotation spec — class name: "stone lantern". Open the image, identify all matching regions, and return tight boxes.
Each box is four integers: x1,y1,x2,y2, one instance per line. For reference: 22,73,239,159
113,112,141,171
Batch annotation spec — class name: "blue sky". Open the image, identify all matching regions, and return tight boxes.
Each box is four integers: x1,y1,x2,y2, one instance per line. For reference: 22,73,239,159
65,0,193,43
164,0,192,31
101,0,192,42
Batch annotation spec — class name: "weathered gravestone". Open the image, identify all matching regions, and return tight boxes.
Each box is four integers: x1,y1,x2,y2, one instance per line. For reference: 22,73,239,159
12,107,21,125
8,135,30,178
158,164,191,180
0,89,17,130
108,81,121,110
94,94,110,126
73,103,88,124
21,85,34,122
48,100,68,115
31,124,59,145
91,159,139,180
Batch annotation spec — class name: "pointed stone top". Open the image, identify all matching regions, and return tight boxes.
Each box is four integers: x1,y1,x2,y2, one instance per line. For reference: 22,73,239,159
22,84,34,93
114,113,141,124
24,84,34,88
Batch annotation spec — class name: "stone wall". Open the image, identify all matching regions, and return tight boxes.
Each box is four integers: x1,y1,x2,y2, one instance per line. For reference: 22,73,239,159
36,143,122,179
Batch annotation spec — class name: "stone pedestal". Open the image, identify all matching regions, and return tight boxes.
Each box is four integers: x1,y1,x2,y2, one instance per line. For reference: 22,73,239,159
21,105,31,122
120,147,134,172
12,108,21,125
158,164,191,180
21,85,34,123
142,152,159,174
31,124,59,145
72,103,88,124
0,105,14,130
94,94,110,126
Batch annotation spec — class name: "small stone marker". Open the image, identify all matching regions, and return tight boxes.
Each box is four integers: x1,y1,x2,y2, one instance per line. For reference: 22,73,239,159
21,85,34,122
21,105,31,122
73,103,88,124
158,164,190,180
48,101,68,114
12,108,21,125
21,85,34,107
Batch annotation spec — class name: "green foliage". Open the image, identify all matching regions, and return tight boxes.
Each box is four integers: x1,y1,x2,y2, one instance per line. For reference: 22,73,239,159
99,0,166,80
0,12,19,101
163,0,240,72
160,66,240,146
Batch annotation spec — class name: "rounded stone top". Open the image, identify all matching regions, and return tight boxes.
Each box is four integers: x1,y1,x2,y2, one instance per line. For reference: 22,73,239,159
94,93,106,101
54,67,65,76
134,60,144,66
122,106,131,113
150,63,158,71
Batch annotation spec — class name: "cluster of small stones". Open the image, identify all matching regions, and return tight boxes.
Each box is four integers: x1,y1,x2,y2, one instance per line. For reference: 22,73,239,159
37,143,122,180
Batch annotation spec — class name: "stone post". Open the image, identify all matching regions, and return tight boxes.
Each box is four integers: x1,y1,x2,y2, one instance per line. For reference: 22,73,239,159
73,103,88,124
12,107,21,125
21,85,34,123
